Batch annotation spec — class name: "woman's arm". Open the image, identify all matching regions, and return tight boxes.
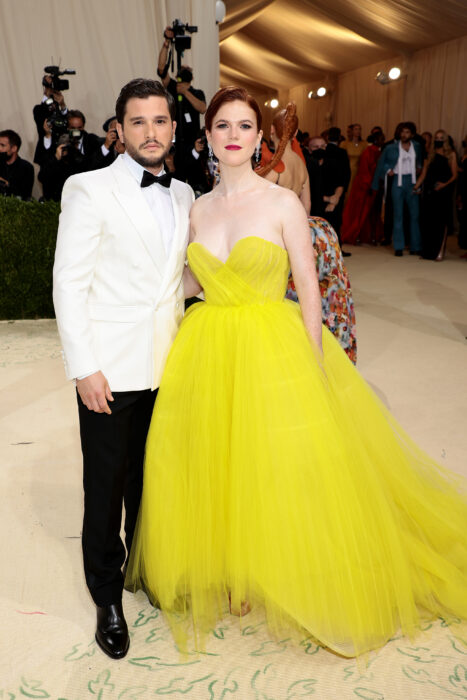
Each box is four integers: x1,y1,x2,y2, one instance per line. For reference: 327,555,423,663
281,190,322,351
300,171,311,215
184,199,204,298
414,158,429,191
183,264,202,298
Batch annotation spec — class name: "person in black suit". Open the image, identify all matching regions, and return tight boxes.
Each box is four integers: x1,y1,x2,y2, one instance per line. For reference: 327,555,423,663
325,127,351,193
157,25,206,161
38,110,102,200
88,117,126,170
308,129,352,256
33,75,69,167
0,130,34,200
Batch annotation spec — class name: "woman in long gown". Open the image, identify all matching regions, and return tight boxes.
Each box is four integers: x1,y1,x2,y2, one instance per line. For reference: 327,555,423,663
340,123,368,198
415,129,458,260
126,87,467,658
341,131,385,245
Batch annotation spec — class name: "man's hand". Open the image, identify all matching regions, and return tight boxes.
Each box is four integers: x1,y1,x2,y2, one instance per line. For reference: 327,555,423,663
43,118,52,138
104,129,118,150
0,176,9,187
77,371,114,414
325,203,336,212
163,25,174,41
388,169,394,176
43,75,53,97
194,137,205,153
55,143,67,160
176,81,190,96
52,90,66,109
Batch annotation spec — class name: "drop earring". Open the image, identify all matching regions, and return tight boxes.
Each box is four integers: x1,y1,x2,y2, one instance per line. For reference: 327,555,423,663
255,142,261,163
208,143,217,166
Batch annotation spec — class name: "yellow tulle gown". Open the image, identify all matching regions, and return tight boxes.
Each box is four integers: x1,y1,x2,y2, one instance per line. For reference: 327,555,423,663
126,235,467,657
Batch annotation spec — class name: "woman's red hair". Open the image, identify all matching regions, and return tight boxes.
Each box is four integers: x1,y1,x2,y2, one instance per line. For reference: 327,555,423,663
205,86,262,132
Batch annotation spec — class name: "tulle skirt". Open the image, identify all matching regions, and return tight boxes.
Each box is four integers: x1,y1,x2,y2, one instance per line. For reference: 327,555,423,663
126,298,467,657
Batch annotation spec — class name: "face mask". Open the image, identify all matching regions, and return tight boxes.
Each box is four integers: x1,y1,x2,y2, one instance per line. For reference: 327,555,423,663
311,148,326,160
434,140,444,149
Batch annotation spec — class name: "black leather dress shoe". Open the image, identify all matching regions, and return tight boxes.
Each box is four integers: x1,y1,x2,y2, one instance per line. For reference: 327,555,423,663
394,249,403,257
95,603,129,659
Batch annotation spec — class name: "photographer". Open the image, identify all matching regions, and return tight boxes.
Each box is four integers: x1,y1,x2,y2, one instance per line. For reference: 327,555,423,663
178,127,212,195
88,117,125,170
39,110,101,200
0,130,34,200
157,25,206,155
33,74,68,166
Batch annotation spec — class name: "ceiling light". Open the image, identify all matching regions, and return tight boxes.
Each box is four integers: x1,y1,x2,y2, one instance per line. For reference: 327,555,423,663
317,87,327,97
388,66,401,80
376,71,390,85
270,98,279,108
307,90,314,99
264,101,269,107
215,0,226,24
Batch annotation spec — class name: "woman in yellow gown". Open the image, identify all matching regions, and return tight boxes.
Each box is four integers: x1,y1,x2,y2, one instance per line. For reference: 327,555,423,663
126,87,467,658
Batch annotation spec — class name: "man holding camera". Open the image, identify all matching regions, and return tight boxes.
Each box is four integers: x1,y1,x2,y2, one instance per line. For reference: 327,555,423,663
157,25,206,157
88,117,126,170
33,74,69,167
0,130,34,200
39,110,102,200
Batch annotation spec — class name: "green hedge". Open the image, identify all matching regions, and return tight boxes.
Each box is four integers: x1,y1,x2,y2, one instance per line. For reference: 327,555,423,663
0,197,60,319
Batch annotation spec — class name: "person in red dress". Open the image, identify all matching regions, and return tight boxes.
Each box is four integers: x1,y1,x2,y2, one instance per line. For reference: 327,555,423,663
341,130,385,245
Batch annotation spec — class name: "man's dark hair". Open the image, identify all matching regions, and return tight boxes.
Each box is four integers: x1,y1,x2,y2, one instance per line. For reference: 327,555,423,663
0,129,21,151
116,78,175,124
401,121,416,137
328,127,341,142
68,109,86,127
371,126,383,133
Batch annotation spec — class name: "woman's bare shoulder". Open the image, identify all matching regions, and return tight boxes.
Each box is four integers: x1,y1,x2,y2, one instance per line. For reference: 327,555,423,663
190,191,216,220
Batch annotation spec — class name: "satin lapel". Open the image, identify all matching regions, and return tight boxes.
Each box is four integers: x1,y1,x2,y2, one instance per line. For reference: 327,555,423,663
111,158,167,279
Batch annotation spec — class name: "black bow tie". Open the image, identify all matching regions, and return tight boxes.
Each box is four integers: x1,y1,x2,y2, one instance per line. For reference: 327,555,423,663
140,170,172,188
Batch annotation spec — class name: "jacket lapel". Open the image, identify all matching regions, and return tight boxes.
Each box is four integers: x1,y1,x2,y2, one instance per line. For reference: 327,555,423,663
111,157,167,279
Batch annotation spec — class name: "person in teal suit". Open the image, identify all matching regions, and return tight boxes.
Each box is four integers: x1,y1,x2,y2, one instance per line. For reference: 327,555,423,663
372,123,423,255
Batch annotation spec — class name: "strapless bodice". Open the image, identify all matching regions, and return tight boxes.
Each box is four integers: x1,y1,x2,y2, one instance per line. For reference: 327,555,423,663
187,236,290,307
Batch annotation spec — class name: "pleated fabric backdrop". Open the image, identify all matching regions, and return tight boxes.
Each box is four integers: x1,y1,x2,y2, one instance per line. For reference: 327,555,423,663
0,0,219,196
288,34,467,145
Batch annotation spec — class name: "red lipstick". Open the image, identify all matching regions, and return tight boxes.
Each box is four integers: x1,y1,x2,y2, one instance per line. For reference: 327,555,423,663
225,145,242,150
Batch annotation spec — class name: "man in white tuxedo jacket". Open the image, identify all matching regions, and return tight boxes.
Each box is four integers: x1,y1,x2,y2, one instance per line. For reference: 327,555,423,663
53,79,193,659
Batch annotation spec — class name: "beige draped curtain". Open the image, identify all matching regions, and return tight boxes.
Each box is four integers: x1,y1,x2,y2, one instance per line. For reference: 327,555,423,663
289,34,467,146
0,0,220,195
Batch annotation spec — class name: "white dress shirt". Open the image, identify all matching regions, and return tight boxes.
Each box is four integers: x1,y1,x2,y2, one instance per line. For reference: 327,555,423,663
393,141,416,185
121,151,175,257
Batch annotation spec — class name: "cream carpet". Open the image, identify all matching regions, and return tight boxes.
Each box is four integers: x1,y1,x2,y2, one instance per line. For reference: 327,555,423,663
1,243,466,699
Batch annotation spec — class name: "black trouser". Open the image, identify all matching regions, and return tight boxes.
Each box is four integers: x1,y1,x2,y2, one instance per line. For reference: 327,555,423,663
77,388,157,606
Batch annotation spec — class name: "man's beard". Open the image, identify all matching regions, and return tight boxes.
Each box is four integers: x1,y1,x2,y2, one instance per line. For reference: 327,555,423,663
125,139,172,169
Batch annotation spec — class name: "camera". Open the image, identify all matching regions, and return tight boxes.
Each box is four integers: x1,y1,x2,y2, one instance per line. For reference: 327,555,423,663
57,129,83,160
169,18,198,52
44,97,68,142
42,65,76,92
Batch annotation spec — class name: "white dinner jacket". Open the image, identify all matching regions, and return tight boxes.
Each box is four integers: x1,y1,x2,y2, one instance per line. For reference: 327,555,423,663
53,155,194,391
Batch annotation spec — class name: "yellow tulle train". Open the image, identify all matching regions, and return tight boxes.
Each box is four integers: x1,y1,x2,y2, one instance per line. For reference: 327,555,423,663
126,236,467,657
